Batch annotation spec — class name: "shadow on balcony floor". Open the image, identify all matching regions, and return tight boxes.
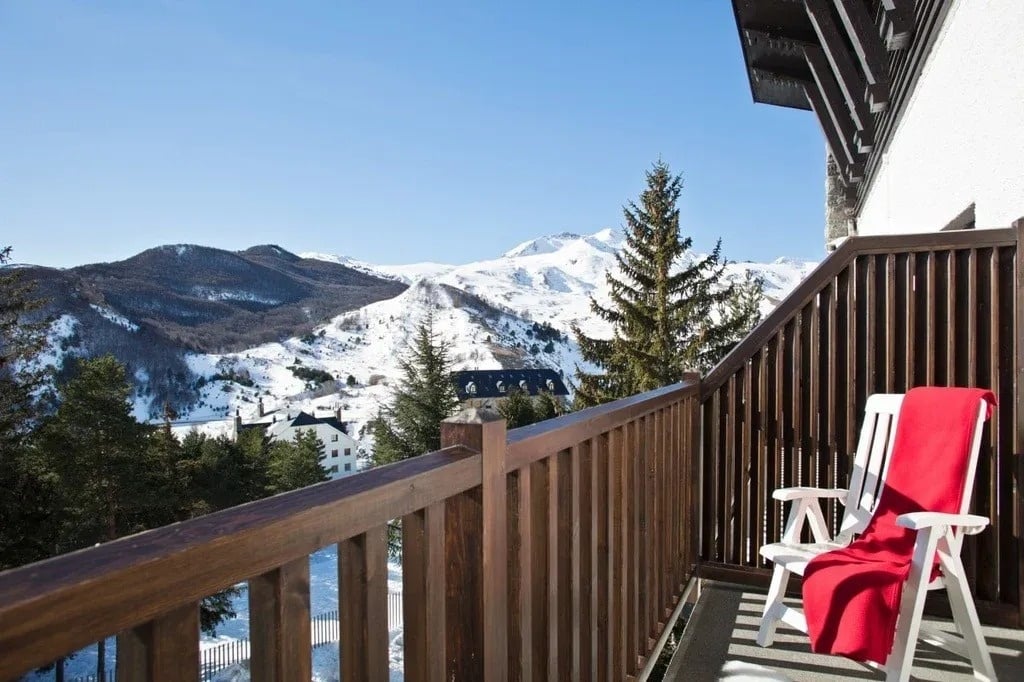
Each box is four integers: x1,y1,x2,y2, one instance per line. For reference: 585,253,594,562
666,581,1024,681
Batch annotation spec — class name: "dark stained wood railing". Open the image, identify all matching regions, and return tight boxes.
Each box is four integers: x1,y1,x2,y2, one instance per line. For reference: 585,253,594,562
699,223,1024,627
0,378,702,681
503,377,701,680
0,447,480,681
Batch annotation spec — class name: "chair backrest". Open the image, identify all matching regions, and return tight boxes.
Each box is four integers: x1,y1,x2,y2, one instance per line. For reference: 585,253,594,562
839,393,903,538
839,392,989,540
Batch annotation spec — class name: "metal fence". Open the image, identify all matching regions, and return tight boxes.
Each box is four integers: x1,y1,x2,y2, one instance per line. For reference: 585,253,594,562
65,592,404,682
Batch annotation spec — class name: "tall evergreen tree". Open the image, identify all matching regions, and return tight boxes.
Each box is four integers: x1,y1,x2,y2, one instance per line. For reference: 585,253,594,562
368,309,460,555
0,246,54,569
267,429,328,493
573,161,752,407
35,356,157,550
369,310,460,466
715,272,765,360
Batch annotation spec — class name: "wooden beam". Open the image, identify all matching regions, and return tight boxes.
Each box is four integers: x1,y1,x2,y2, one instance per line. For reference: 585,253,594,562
743,28,814,56
881,0,914,50
803,84,864,184
832,0,890,111
804,45,870,163
804,0,875,149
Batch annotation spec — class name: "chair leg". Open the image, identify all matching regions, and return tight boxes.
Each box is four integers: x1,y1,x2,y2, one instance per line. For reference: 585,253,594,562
886,529,941,682
757,565,791,647
945,561,997,681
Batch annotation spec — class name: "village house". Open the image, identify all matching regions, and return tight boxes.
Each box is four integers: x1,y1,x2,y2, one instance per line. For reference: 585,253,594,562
234,398,361,480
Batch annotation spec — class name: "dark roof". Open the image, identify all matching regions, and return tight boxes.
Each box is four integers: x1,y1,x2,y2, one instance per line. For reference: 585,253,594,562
730,0,816,110
452,369,569,400
288,411,348,434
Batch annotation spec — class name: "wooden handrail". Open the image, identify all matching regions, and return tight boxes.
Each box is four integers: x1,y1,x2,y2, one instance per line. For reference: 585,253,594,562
0,445,479,680
0,377,707,679
506,377,700,470
702,227,1017,397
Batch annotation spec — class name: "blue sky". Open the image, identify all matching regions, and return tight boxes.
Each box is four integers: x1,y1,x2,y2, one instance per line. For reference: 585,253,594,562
2,1,825,268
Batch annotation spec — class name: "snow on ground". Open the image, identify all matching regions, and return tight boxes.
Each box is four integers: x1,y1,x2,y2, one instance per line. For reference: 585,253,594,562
175,277,587,448
190,287,282,305
88,304,139,332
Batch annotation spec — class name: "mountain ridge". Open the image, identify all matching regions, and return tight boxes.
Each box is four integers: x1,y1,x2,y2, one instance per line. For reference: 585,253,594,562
25,230,816,430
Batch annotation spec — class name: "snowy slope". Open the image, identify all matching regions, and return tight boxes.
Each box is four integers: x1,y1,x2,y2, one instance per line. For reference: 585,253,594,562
305,227,815,338
169,229,814,452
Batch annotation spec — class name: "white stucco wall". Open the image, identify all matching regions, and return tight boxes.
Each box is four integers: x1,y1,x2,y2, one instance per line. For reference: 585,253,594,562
856,0,1024,235
271,422,360,480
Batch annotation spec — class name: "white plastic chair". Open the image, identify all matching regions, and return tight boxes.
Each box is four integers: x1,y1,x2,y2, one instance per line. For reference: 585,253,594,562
756,393,997,682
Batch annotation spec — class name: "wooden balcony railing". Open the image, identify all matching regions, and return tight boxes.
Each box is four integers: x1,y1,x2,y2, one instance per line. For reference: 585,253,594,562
0,378,702,681
699,222,1024,628
4,225,1022,680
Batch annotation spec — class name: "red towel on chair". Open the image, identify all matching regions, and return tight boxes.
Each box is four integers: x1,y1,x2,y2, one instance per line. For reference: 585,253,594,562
802,387,995,664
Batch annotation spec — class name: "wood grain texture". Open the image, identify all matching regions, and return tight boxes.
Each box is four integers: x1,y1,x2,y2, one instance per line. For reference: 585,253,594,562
610,425,627,680
339,527,388,682
0,446,479,679
439,411,506,681
401,503,445,682
703,228,1016,395
528,459,550,680
507,380,699,470
249,557,311,682
115,602,199,682
698,225,1023,628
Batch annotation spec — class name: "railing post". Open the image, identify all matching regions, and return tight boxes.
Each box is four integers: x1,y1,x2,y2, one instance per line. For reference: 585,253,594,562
1013,217,1024,628
249,557,312,682
115,602,199,681
440,408,508,682
685,372,702,578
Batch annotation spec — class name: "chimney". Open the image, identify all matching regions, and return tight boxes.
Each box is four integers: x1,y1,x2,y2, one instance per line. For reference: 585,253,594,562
335,404,342,422
233,408,242,439
258,397,265,417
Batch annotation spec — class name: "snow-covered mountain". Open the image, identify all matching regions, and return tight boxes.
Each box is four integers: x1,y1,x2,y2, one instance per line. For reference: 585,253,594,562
168,229,815,443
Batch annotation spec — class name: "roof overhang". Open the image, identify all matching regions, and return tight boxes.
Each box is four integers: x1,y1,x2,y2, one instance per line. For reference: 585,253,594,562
730,0,919,197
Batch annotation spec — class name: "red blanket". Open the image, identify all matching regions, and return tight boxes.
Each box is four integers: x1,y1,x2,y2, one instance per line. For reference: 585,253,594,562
802,387,995,664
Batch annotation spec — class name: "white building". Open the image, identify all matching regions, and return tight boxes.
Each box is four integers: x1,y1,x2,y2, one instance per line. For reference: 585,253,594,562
731,0,1023,242
236,401,361,480
269,411,360,480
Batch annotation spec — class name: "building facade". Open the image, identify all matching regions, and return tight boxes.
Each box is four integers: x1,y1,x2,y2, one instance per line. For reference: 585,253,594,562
237,403,361,480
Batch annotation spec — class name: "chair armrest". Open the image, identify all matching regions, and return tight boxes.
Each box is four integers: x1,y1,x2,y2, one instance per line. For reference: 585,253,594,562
896,512,990,534
772,487,848,502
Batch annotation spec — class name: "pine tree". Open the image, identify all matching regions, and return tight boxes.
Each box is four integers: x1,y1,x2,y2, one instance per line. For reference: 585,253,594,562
369,310,460,466
0,246,54,569
368,310,460,555
572,161,750,407
714,272,765,359
35,356,157,550
267,429,329,493
533,391,562,422
498,389,536,429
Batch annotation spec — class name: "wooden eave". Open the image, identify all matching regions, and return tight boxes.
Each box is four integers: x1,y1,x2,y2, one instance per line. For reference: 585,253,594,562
731,0,952,210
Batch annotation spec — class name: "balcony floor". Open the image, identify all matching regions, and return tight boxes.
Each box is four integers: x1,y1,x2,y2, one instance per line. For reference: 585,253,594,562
667,581,1024,681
